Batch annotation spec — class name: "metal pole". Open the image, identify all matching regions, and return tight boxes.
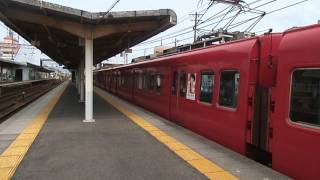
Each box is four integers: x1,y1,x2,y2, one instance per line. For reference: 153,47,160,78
193,12,198,42
83,39,95,122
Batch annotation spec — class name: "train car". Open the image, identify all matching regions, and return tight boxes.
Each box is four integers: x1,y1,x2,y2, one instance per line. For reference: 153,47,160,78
94,24,320,180
270,25,320,179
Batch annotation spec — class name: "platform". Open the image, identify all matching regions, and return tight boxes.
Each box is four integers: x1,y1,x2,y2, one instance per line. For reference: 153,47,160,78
0,82,290,180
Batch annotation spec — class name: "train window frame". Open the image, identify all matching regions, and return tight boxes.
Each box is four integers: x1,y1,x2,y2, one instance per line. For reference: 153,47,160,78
218,70,240,109
150,73,156,91
143,73,149,90
199,71,215,104
288,68,320,129
179,71,187,97
171,71,178,95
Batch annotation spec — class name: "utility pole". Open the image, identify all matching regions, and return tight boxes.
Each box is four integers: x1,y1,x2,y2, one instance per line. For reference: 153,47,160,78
190,12,203,42
194,12,198,42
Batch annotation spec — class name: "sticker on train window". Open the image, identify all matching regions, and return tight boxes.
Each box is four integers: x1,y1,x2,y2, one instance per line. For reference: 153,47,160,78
290,69,320,128
186,73,196,100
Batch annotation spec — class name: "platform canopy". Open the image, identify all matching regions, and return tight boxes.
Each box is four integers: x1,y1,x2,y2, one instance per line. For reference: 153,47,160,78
0,0,177,69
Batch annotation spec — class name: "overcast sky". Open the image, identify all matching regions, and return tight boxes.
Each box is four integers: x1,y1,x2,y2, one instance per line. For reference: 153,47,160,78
0,0,319,64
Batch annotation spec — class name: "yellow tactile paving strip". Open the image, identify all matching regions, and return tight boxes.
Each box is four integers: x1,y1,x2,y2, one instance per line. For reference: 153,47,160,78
95,88,238,180
0,82,68,180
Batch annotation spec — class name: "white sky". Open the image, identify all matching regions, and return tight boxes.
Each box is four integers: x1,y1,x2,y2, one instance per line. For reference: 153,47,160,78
0,0,319,65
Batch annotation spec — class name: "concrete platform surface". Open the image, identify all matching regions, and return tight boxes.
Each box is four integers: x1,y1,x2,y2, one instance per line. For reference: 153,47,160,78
12,83,207,180
94,87,291,180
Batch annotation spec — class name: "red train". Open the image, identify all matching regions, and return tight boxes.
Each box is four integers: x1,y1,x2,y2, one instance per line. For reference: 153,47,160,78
94,24,320,179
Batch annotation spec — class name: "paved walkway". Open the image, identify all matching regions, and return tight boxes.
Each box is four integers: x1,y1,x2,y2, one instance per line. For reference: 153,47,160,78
12,84,207,180
94,87,290,180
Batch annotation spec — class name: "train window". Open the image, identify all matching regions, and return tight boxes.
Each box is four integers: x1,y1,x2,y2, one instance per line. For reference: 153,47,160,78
156,74,161,92
200,71,214,103
172,71,178,95
180,71,187,97
117,74,121,85
290,69,320,127
138,74,143,89
143,74,148,90
124,75,128,87
121,76,125,86
150,74,156,90
219,71,240,108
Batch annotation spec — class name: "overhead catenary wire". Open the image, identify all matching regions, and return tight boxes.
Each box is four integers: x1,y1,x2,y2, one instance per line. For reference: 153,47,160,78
197,0,273,28
137,13,251,47
197,0,268,26
137,3,214,46
133,0,308,54
137,0,274,46
226,0,308,31
196,0,308,33
100,0,121,18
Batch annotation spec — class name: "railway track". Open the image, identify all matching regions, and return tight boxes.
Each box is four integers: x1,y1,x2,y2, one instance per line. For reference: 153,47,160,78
0,79,62,122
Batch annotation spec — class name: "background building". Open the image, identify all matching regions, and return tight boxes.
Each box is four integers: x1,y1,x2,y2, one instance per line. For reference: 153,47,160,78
0,30,70,83
0,30,20,61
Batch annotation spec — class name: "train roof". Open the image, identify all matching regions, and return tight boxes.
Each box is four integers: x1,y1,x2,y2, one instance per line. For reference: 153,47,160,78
94,23,320,72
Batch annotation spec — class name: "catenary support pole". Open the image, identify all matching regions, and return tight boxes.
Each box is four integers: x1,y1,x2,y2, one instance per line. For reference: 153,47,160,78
83,38,95,122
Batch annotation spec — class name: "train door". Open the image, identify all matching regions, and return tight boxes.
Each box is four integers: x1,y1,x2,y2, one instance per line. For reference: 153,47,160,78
270,27,320,179
247,86,271,162
170,66,185,125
